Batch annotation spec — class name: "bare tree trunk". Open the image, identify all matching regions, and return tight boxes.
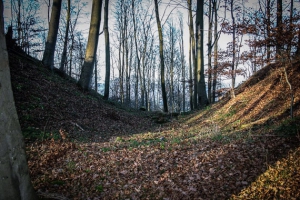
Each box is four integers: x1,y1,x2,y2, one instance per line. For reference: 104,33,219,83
17,0,21,45
188,0,198,109
59,0,71,73
188,18,193,110
170,23,175,112
212,0,218,103
154,0,168,112
104,0,110,100
0,1,37,198
42,0,62,70
132,0,141,107
78,0,103,90
230,0,236,98
287,0,293,56
94,55,98,92
121,27,125,103
266,0,271,63
196,0,208,107
126,35,132,105
179,16,186,112
69,32,74,76
207,0,213,103
276,0,282,60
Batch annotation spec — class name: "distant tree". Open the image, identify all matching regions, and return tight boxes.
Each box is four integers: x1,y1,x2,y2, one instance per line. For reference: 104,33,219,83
178,15,186,112
103,0,111,100
0,0,37,198
276,0,282,59
131,0,142,107
78,0,103,90
229,0,236,98
59,0,71,73
9,0,44,55
42,0,62,70
154,0,168,112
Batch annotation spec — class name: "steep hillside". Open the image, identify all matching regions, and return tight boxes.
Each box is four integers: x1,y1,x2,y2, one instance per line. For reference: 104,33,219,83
185,61,300,136
9,49,300,199
9,50,155,143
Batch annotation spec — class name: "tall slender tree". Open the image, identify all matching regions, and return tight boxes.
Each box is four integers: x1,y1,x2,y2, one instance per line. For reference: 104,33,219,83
207,0,213,103
212,0,219,103
187,0,197,109
154,0,168,112
59,0,71,73
78,0,103,90
0,0,37,198
229,0,236,98
179,15,186,112
276,0,282,59
195,0,208,107
103,0,110,100
42,0,62,70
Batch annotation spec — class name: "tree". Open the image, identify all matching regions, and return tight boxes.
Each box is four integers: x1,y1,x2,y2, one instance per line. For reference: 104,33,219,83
154,0,168,113
212,0,219,103
276,0,282,59
42,0,62,70
103,0,110,100
178,15,186,112
0,0,37,198
59,0,71,73
187,0,197,109
207,0,213,103
78,0,103,90
195,0,208,107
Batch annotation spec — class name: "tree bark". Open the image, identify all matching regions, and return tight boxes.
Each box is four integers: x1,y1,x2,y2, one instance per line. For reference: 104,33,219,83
103,0,110,100
42,0,62,70
0,0,37,198
196,0,208,107
78,0,103,90
154,0,168,112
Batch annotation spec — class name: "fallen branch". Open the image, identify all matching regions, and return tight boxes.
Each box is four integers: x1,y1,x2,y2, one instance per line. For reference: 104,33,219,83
70,121,85,131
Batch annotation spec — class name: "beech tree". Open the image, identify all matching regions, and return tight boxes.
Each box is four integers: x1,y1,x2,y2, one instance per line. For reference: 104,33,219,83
103,0,110,100
42,0,62,70
0,0,37,198
78,0,103,90
154,0,168,112
195,0,208,107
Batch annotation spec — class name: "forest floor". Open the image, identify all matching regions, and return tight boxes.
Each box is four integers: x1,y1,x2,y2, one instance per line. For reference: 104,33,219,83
9,49,300,199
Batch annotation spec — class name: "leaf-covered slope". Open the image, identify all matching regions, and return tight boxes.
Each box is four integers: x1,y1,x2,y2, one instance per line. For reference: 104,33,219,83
184,61,300,134
9,49,300,199
9,50,155,142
